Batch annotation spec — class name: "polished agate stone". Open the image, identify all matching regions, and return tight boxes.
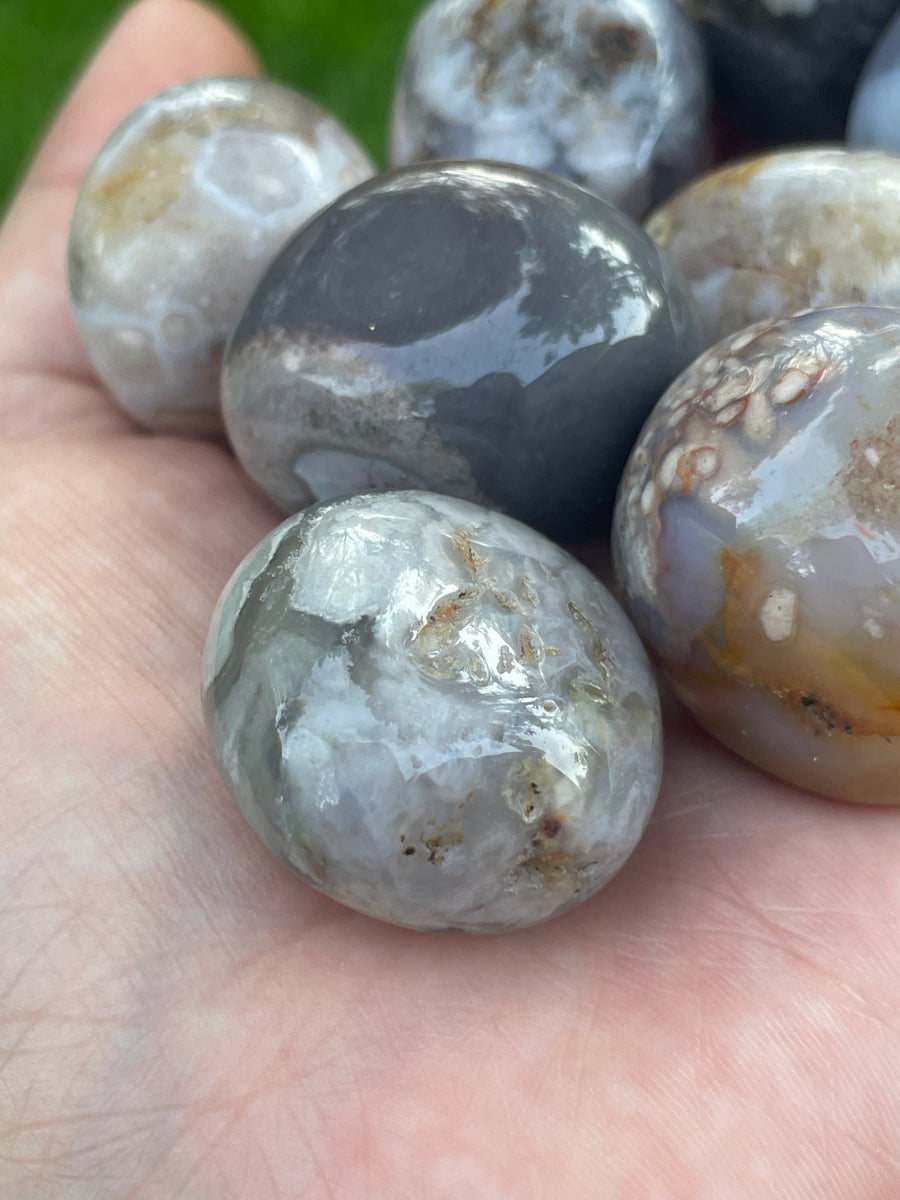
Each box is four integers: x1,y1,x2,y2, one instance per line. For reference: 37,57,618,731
223,160,701,538
848,8,900,151
647,149,900,347
614,305,900,806
203,491,663,931
389,0,710,219
678,0,896,141
68,77,374,435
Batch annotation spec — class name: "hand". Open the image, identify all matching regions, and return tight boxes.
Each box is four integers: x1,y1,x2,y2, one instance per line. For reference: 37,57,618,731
2,3,897,1195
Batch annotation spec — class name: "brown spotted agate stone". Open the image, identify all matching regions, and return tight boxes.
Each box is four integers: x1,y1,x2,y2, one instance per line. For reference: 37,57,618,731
613,305,900,805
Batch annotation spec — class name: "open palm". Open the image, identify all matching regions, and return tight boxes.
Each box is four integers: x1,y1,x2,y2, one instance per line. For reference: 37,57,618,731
2,3,898,1196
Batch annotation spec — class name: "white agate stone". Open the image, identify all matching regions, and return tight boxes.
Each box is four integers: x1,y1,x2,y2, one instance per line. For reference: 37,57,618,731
68,76,374,435
203,491,663,932
389,0,710,220
646,148,900,347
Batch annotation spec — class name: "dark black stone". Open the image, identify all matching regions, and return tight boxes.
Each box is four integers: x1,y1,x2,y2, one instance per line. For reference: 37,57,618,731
681,0,897,141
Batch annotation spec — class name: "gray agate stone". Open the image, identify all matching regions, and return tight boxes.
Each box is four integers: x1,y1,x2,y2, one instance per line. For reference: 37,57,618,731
613,305,900,806
389,0,711,220
678,0,897,141
68,77,375,435
223,160,702,539
203,491,663,932
647,148,900,347
848,8,900,151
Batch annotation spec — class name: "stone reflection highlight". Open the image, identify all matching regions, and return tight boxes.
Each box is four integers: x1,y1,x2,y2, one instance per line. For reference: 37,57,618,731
614,305,900,806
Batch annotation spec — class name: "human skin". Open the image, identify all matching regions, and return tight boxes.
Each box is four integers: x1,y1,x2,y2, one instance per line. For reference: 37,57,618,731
1,2,900,1197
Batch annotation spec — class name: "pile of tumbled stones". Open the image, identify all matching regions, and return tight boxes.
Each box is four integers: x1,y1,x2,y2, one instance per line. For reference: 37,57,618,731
69,0,900,931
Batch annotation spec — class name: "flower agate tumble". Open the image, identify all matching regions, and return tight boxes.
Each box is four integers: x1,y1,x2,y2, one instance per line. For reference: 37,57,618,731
848,8,900,151
678,0,896,141
646,149,900,347
223,160,702,539
203,491,663,932
389,0,710,220
68,77,374,435
613,306,900,806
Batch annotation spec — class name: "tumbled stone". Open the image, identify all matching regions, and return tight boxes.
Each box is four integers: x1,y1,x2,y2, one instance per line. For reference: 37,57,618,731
389,0,711,220
848,8,900,151
223,159,702,539
68,76,374,435
678,0,896,141
613,305,900,806
203,491,663,931
646,148,900,347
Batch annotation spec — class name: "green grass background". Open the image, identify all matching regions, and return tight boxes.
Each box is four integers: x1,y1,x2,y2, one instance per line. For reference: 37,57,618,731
0,0,424,210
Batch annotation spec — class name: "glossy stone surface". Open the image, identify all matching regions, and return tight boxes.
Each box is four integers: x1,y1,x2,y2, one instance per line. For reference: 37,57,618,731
848,8,900,151
389,0,710,220
613,305,900,805
68,76,374,435
647,148,900,347
678,0,896,141
223,160,702,538
203,491,663,932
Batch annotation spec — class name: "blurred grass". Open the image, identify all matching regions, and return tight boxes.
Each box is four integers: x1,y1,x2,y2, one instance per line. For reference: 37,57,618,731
0,0,423,210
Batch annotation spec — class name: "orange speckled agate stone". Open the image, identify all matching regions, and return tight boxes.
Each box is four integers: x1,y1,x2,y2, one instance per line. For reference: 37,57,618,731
613,305,900,805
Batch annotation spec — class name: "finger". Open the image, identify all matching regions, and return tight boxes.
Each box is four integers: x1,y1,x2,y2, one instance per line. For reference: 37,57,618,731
0,0,260,438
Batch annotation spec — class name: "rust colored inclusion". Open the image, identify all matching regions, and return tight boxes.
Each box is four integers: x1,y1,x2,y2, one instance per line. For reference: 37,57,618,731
840,417,900,528
539,814,562,838
679,547,900,740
